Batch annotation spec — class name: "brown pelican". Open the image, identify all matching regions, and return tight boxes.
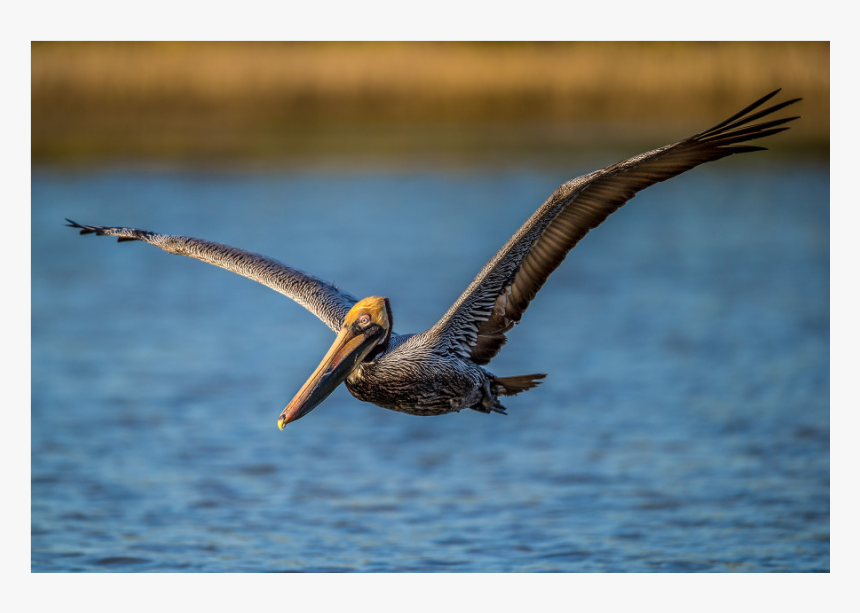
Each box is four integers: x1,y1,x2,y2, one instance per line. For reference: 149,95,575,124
68,89,800,429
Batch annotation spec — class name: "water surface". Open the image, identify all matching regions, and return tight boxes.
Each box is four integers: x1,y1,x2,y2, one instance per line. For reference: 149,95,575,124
31,161,829,571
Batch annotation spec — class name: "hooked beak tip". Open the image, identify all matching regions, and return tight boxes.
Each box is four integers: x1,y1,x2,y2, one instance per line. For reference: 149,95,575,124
276,320,383,431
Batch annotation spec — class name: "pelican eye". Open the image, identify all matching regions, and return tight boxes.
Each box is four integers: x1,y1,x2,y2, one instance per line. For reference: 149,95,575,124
357,313,372,327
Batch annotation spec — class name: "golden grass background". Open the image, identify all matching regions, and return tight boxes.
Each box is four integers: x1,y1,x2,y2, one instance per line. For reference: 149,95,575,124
32,42,829,163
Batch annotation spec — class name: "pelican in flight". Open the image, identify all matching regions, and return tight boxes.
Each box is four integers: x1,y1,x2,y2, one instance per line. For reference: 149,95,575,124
68,89,800,429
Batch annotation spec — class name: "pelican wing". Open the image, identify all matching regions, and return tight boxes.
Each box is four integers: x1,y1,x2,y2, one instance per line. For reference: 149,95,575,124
67,221,358,332
429,89,800,364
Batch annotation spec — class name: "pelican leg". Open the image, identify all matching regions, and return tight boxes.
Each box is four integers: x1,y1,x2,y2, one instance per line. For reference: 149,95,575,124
469,379,508,415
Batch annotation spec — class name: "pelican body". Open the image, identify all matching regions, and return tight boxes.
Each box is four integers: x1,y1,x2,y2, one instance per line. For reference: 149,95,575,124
68,90,800,429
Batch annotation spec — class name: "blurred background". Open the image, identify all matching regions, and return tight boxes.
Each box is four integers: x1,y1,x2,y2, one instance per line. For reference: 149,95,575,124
32,41,828,165
32,42,829,573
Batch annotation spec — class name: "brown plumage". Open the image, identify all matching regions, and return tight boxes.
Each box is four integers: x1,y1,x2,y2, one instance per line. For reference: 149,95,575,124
430,89,800,367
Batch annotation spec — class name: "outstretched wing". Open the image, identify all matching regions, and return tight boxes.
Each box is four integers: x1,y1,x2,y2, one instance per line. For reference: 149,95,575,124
67,221,359,332
428,89,801,364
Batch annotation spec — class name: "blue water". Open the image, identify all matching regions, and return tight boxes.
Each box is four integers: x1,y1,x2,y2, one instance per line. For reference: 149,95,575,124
31,160,829,572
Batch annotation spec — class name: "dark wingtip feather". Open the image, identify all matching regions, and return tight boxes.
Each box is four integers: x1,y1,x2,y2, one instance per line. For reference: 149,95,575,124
727,145,769,154
700,89,782,135
66,218,86,233
699,91,801,141
66,218,98,235
703,115,800,145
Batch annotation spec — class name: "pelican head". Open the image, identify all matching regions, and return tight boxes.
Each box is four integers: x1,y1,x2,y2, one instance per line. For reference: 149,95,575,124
277,296,391,429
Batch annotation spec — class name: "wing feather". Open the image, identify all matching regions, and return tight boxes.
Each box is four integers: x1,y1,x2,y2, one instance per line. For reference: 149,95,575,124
67,221,358,332
428,89,800,364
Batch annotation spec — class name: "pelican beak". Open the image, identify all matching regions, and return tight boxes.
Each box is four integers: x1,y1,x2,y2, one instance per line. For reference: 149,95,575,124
277,324,380,429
